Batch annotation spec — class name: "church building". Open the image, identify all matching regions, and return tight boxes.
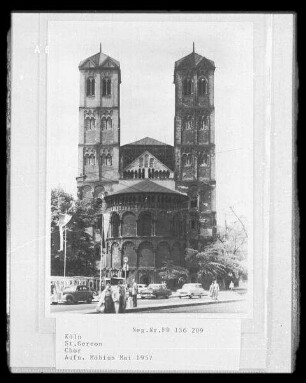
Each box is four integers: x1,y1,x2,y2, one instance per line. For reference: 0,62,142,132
76,45,217,285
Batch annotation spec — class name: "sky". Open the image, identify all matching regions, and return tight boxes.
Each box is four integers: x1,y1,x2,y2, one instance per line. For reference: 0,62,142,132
47,17,253,226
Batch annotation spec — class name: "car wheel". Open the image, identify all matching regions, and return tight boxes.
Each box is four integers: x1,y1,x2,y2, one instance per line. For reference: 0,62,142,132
66,296,74,304
179,296,182,299
189,294,193,299
87,297,92,303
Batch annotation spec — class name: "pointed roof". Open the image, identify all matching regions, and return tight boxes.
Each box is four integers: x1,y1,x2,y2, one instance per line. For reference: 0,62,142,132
124,137,171,146
175,51,215,71
79,50,120,69
108,179,188,197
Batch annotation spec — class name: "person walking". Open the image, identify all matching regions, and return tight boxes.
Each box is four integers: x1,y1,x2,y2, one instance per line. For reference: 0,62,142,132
132,279,138,307
96,287,106,313
119,280,126,313
209,281,214,299
229,281,234,291
212,280,220,300
126,284,133,309
104,283,115,313
100,282,106,292
112,282,121,314
51,282,59,304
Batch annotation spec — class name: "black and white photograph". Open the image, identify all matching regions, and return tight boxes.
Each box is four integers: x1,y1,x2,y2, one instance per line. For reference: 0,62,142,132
9,13,295,372
47,20,253,316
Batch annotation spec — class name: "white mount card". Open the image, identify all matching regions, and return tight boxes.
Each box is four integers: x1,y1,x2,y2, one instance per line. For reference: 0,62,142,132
8,13,295,373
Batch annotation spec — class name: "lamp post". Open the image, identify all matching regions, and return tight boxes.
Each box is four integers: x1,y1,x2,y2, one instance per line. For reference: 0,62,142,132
99,194,107,293
99,213,104,293
63,225,67,278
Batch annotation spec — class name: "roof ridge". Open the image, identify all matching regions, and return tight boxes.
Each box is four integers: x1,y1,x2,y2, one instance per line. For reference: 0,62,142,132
124,136,170,146
79,51,120,68
175,51,215,69
108,179,187,197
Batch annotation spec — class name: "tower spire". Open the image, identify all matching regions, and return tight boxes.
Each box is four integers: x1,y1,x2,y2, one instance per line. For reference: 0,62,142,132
100,43,102,53
193,42,195,53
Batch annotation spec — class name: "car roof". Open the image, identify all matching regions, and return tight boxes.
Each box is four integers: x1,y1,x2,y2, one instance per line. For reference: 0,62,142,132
64,286,77,291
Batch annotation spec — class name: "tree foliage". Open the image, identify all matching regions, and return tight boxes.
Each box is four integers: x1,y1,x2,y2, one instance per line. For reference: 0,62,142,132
158,259,189,283
185,219,248,287
51,187,75,228
51,188,102,276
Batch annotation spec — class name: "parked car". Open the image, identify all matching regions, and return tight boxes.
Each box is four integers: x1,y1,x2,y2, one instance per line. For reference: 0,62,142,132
61,285,94,304
140,284,172,299
136,284,147,298
176,283,206,299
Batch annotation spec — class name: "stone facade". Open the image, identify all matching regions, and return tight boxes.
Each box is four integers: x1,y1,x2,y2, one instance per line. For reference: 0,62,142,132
174,49,217,250
77,49,121,198
77,47,217,283
102,180,188,284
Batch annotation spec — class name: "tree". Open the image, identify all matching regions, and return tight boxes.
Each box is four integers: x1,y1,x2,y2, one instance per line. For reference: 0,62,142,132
65,198,101,276
51,188,102,276
158,260,189,288
185,218,248,289
51,187,75,228
51,188,76,275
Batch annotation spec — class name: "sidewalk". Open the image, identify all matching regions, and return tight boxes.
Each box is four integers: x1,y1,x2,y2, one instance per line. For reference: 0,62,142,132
89,290,246,314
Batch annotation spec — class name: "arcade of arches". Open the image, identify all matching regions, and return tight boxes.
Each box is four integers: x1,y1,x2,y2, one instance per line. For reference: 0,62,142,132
103,187,191,284
105,240,184,270
108,211,185,239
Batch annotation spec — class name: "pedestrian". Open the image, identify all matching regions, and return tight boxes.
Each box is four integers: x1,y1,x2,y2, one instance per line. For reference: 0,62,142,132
104,283,115,313
119,281,126,313
126,284,133,309
212,280,220,300
229,281,234,291
50,282,54,304
132,279,138,307
51,282,58,304
96,288,106,313
111,281,121,314
209,281,214,299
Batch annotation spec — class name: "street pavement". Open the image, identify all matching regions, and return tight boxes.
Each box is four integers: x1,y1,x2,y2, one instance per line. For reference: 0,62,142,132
141,300,246,313
50,290,247,315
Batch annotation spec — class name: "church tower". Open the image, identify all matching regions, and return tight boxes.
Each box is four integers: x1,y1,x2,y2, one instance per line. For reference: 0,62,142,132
77,46,121,200
174,45,217,250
